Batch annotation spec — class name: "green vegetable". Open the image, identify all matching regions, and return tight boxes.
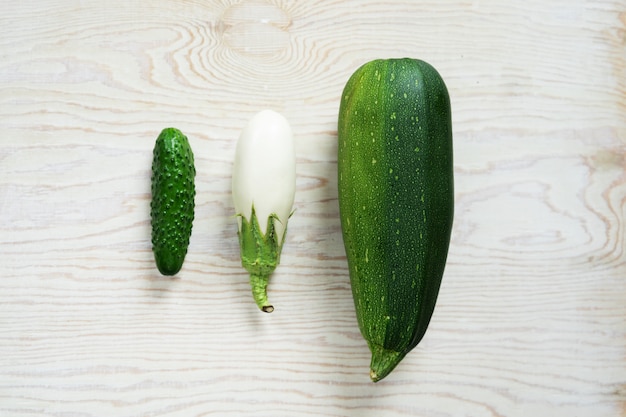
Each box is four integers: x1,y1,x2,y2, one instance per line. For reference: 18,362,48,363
338,58,454,382
150,127,196,276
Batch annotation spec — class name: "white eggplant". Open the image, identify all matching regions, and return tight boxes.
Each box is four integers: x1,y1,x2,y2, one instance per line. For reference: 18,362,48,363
232,110,296,313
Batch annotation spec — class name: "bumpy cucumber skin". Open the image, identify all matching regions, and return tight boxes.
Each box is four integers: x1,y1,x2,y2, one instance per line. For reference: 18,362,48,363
338,58,453,381
150,128,196,276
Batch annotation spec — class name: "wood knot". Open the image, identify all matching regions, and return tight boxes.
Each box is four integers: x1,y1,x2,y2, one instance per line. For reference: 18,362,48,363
219,0,291,58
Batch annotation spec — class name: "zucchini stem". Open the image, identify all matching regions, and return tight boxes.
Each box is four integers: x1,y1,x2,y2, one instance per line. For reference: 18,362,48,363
369,343,406,382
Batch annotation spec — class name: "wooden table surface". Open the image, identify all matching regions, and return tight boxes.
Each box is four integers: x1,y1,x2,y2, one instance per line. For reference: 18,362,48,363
1,1,625,416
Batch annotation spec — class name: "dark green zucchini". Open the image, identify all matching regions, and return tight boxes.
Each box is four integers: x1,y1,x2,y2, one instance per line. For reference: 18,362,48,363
338,58,454,381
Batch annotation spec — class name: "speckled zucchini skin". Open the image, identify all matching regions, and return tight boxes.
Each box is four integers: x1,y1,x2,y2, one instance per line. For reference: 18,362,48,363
150,128,196,276
338,58,454,381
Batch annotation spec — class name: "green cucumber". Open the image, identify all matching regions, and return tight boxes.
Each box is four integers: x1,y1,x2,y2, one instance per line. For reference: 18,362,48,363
338,58,454,382
150,127,196,276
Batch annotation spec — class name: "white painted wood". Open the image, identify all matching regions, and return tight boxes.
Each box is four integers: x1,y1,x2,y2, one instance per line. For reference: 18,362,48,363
0,0,624,416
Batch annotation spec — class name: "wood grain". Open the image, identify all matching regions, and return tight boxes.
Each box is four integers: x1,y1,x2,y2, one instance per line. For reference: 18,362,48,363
1,0,625,416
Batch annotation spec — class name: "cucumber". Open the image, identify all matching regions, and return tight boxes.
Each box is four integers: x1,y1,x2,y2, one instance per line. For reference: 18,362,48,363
337,58,454,382
150,127,196,276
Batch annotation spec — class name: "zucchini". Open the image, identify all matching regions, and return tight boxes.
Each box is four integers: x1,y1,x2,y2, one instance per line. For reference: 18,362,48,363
150,127,196,276
338,58,453,381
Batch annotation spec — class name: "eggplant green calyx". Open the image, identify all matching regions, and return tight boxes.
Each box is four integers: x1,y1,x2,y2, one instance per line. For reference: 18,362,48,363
237,205,287,313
